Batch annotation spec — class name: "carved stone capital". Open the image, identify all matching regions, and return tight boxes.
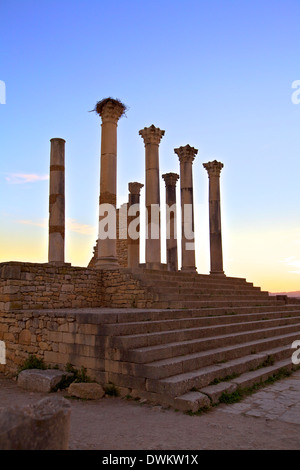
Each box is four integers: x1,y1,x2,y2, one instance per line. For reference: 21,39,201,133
203,160,224,177
174,145,198,164
139,125,165,145
162,172,179,187
128,182,144,195
95,98,126,123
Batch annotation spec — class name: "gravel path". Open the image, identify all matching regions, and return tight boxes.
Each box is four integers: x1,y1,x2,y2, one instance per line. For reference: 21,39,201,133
1,371,300,450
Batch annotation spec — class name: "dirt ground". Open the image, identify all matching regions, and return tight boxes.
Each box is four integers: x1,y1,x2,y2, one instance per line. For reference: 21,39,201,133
1,372,300,450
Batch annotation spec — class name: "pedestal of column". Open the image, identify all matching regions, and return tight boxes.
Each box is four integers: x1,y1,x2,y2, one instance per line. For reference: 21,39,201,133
203,160,225,276
48,138,65,264
139,125,165,269
127,182,144,269
175,145,198,273
94,98,126,270
162,172,179,271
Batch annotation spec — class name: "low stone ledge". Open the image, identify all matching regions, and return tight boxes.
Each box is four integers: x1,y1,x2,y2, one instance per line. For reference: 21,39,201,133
0,396,71,450
17,368,72,393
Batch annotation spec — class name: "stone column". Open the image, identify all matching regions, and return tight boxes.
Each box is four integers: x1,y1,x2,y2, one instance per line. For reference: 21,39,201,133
139,125,165,268
94,98,126,269
203,160,225,276
162,172,179,271
174,145,198,272
48,138,65,264
127,182,144,269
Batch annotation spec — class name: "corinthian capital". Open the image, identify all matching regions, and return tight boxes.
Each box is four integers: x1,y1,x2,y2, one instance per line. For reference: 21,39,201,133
174,145,198,164
162,172,179,187
128,182,144,195
203,160,224,177
139,124,165,145
94,98,127,123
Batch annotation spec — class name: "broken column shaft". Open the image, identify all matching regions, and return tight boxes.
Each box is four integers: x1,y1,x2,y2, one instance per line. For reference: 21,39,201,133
48,138,65,264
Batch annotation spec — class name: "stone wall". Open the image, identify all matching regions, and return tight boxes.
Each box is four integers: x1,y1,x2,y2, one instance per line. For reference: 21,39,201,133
0,261,154,377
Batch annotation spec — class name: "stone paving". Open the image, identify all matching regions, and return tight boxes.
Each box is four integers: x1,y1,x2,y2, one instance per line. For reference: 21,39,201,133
219,369,300,424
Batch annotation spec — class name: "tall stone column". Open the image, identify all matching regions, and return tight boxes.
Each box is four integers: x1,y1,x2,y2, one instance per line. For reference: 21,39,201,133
162,172,179,271
203,160,225,276
48,138,65,264
174,145,198,272
94,98,126,269
127,182,144,269
139,125,165,268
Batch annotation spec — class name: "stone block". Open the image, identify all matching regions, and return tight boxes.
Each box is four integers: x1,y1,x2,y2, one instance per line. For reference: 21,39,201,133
17,368,72,392
173,391,211,413
67,382,105,400
0,396,71,450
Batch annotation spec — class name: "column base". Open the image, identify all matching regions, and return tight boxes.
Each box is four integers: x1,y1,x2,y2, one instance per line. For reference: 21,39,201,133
180,266,197,273
210,271,225,276
94,257,119,270
140,262,168,271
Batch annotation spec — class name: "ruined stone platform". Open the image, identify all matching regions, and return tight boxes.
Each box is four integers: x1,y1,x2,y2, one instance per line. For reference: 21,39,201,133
1,265,300,412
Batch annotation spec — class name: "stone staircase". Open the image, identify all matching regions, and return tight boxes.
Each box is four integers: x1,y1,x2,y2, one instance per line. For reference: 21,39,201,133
101,270,300,411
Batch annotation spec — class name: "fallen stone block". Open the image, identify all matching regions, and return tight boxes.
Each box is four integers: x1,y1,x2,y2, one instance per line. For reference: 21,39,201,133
18,368,72,393
0,396,71,450
67,381,105,400
173,391,211,413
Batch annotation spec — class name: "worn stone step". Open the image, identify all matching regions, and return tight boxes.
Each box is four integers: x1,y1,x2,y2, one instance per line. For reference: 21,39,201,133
152,293,271,303
104,312,300,338
151,285,265,295
199,358,295,405
106,335,296,381
145,351,296,398
120,322,300,362
132,335,297,380
152,298,279,309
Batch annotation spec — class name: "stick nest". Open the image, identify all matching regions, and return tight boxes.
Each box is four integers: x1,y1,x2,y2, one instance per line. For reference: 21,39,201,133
91,97,128,117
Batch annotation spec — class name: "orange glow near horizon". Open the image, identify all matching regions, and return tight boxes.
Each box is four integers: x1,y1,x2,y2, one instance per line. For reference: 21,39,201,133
0,220,299,294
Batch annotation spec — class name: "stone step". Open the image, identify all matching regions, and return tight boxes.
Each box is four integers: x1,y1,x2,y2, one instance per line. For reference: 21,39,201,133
132,269,249,283
151,293,271,303
117,322,300,362
103,311,300,337
123,334,296,380
145,351,295,398
137,278,258,290
177,358,295,411
53,304,300,326
152,298,279,309
149,285,265,295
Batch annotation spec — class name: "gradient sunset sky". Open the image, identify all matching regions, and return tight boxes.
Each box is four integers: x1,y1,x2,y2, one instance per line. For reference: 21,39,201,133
0,0,299,293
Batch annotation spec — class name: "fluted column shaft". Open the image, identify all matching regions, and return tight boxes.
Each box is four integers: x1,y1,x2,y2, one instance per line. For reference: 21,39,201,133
162,172,179,271
175,145,198,272
127,182,144,269
95,99,126,269
203,160,224,275
48,138,65,264
139,125,165,267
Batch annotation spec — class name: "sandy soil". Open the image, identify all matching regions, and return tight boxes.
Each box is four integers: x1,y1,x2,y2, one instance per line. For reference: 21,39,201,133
0,373,300,450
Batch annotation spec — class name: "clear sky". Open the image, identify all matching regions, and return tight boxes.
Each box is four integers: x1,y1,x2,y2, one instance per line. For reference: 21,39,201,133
0,0,299,293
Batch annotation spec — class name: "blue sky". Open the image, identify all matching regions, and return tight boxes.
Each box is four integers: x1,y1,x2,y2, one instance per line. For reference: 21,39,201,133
0,0,299,292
